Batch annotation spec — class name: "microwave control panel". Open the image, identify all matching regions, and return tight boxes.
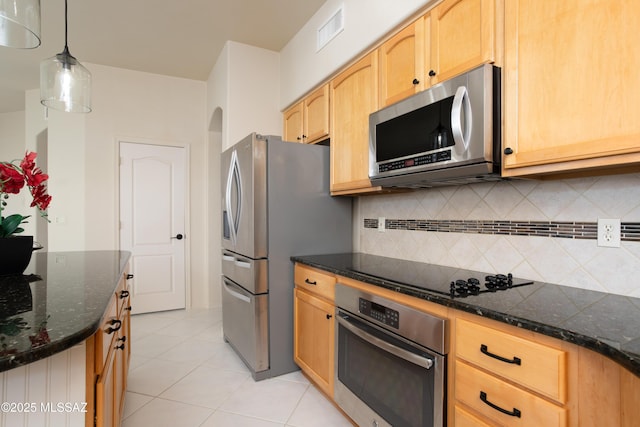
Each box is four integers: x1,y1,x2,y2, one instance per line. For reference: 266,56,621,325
359,298,399,329
377,149,452,173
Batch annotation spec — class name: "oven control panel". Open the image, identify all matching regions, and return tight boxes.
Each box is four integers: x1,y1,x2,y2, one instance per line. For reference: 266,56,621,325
359,298,399,329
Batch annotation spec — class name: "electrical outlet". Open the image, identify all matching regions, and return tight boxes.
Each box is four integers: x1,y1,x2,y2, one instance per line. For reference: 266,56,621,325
378,217,386,232
597,218,621,247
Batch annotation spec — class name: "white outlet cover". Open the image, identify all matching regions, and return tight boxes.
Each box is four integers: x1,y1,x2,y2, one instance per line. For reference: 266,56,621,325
597,218,621,247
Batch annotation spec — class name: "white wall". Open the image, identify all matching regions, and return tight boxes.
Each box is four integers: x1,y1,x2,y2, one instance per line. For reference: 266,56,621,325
207,41,281,151
279,0,433,108
0,111,30,235
25,64,210,308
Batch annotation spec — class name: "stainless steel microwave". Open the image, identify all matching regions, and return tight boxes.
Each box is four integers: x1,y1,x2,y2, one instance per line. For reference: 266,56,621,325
369,64,501,188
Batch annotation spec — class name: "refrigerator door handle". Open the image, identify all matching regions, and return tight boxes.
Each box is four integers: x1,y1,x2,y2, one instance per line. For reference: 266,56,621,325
225,150,242,246
223,277,251,303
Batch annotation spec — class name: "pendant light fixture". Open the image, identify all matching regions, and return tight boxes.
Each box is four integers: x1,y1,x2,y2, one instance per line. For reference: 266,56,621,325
40,0,91,113
0,0,41,48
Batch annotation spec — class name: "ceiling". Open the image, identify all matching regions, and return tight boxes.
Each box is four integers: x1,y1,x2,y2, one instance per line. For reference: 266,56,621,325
0,0,327,113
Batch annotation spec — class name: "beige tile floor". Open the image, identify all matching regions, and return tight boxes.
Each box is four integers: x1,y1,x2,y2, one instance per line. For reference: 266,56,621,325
122,307,353,427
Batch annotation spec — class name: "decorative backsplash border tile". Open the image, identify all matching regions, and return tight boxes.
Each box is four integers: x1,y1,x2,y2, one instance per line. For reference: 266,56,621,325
363,219,640,242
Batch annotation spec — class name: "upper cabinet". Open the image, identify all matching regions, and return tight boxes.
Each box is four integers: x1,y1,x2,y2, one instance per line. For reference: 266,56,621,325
429,0,499,84
330,52,381,195
378,16,428,108
502,0,640,177
283,84,330,144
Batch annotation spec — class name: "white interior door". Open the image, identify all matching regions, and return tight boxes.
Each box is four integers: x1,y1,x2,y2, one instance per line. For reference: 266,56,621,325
119,141,187,314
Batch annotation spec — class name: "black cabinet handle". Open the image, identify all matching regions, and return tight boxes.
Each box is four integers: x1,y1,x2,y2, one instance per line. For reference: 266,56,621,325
172,233,184,240
105,319,122,334
304,278,317,285
326,314,333,320
504,147,514,155
125,306,132,311
120,290,130,299
126,274,134,280
428,69,436,77
480,344,522,365
412,78,420,85
115,343,126,351
480,391,521,418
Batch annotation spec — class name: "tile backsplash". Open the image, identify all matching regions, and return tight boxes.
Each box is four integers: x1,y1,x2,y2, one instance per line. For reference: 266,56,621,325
355,173,640,297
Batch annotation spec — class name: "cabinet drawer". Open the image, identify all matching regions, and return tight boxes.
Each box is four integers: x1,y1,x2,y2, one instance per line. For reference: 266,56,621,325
115,273,131,316
95,295,119,371
455,405,493,427
456,318,566,402
294,264,336,301
455,361,567,427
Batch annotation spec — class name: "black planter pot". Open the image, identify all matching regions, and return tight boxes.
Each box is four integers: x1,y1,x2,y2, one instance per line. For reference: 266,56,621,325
0,235,34,276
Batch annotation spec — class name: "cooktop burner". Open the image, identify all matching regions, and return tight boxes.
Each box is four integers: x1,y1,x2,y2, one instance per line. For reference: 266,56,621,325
345,254,534,299
449,273,534,298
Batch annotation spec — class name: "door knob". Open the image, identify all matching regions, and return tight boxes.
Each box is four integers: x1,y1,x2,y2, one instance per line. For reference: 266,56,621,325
172,233,184,240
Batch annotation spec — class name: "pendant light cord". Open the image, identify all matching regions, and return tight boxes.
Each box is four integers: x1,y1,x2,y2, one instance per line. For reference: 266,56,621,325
64,0,69,53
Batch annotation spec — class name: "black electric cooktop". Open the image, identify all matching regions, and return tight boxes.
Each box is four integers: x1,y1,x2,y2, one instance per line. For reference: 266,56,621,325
342,253,533,299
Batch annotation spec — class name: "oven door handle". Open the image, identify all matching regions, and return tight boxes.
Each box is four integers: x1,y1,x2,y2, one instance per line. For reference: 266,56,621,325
337,314,434,370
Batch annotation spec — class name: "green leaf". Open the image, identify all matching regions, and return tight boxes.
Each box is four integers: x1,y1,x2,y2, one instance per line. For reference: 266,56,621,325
0,214,29,237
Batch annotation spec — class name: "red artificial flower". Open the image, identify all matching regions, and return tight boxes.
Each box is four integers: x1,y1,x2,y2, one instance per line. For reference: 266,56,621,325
20,151,49,187
30,184,51,211
0,163,25,194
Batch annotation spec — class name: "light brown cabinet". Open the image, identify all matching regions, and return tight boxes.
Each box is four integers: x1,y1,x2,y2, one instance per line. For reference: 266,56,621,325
283,84,330,144
329,52,381,195
429,0,500,84
454,317,567,426
502,0,640,177
378,17,427,108
292,265,640,427
93,270,131,427
293,264,336,397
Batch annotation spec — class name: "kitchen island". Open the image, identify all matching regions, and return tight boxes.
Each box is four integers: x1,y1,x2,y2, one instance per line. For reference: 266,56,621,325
0,250,131,427
292,252,640,427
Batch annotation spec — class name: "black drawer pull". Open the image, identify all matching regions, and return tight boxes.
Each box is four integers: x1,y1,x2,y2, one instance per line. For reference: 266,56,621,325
126,274,134,280
480,344,522,365
115,343,126,351
304,278,317,285
326,314,333,320
480,391,521,418
105,319,122,334
120,290,130,299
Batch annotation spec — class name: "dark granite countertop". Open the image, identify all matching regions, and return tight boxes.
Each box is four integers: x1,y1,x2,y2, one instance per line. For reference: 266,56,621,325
291,252,640,377
0,250,130,372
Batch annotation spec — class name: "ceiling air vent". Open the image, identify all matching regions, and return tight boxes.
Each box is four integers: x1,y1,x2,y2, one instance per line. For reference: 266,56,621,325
317,6,344,52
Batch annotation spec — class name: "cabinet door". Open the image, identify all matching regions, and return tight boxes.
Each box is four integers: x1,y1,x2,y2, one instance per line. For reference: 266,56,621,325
430,0,497,84
283,102,304,143
379,17,427,107
330,52,381,195
293,288,335,397
502,0,640,175
96,348,116,427
304,84,330,144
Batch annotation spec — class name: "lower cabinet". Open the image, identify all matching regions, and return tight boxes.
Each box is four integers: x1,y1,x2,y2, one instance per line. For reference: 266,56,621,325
90,269,131,427
291,263,640,427
293,265,336,397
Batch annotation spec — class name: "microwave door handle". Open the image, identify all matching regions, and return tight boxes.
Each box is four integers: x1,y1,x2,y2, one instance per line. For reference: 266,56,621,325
451,86,472,151
337,314,434,370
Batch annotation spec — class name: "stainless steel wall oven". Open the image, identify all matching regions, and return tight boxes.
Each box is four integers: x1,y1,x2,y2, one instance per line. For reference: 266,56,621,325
334,284,448,427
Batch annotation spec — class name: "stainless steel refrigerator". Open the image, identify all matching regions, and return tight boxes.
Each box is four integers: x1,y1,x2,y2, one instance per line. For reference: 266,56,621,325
221,133,352,380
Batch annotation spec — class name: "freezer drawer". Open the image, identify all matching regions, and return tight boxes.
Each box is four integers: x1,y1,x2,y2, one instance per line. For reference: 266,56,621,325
221,250,268,294
221,276,269,374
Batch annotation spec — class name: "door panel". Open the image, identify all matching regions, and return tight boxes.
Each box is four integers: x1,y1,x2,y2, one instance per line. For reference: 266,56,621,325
221,134,267,259
120,142,187,314
221,277,269,372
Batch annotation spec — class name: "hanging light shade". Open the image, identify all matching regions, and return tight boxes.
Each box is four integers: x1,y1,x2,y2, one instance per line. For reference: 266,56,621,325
0,0,41,48
40,0,91,113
